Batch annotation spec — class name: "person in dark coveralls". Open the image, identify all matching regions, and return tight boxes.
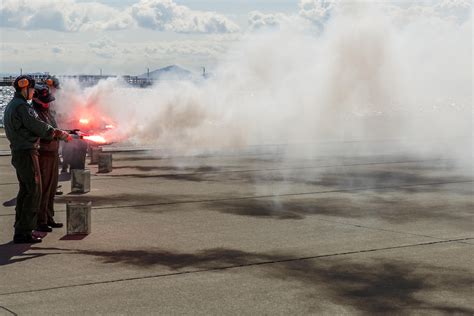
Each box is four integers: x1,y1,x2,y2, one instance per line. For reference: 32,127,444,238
3,75,71,243
32,85,65,232
43,75,65,195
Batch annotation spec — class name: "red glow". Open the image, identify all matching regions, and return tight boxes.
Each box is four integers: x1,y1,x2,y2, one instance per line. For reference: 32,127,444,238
61,104,117,144
83,135,107,144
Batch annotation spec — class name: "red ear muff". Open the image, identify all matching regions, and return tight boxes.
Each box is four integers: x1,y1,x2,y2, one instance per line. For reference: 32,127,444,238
18,78,29,88
46,79,53,87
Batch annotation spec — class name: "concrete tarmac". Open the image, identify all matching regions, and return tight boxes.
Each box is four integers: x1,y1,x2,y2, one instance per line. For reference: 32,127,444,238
0,136,472,315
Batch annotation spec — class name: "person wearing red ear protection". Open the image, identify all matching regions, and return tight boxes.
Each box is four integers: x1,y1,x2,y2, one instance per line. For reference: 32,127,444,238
3,75,71,243
32,85,72,232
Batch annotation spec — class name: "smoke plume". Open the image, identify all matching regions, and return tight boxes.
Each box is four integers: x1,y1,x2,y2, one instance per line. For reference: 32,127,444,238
54,2,472,168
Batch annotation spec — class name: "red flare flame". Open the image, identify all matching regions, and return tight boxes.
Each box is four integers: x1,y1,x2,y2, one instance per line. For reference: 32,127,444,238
79,118,90,125
83,135,107,144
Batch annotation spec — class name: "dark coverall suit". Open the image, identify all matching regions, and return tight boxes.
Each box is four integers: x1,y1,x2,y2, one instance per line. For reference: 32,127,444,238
33,101,60,226
3,92,54,235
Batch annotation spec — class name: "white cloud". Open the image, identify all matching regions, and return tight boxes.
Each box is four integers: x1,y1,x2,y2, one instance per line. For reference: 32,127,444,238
246,1,350,32
247,11,293,31
298,0,340,26
0,0,132,32
1,33,239,74
2,0,470,75
129,0,240,33
51,46,64,54
0,0,239,33
89,37,117,49
89,37,118,59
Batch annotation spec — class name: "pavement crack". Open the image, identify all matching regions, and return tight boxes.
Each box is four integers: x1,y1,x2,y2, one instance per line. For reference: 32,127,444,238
312,217,473,244
0,306,18,316
0,237,471,297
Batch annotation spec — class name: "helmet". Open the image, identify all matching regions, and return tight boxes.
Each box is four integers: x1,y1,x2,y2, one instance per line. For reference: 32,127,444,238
13,75,36,91
33,84,55,104
45,76,60,89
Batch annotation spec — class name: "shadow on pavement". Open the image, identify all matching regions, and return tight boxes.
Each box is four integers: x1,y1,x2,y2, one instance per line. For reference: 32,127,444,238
26,246,473,315
2,197,16,207
0,242,62,266
205,185,473,223
56,193,179,207
231,166,472,189
206,199,306,220
297,169,472,192
274,258,474,315
99,173,212,182
112,165,221,173
60,235,88,240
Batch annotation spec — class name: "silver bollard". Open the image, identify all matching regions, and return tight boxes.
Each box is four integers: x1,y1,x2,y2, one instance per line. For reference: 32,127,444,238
71,169,91,193
90,146,102,165
98,153,112,173
67,201,91,235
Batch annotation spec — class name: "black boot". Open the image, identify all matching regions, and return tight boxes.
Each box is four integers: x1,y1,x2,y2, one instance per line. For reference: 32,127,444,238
36,224,53,232
48,220,64,228
13,233,42,244
56,184,63,196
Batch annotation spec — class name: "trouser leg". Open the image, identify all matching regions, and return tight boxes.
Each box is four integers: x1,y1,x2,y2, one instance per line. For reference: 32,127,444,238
38,154,50,225
38,153,59,224
49,155,59,221
12,150,42,234
14,171,26,226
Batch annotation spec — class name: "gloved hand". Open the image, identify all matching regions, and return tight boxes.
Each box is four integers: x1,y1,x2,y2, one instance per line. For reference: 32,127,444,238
53,129,73,142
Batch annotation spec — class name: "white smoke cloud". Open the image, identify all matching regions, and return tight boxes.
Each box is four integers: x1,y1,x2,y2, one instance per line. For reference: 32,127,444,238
248,0,471,32
386,0,471,26
50,1,471,169
436,0,472,11
0,0,239,33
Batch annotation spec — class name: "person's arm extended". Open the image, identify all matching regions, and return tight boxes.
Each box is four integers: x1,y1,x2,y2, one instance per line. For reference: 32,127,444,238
17,104,54,139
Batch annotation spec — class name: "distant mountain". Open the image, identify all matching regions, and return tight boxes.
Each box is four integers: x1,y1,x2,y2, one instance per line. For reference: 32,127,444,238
138,65,193,80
